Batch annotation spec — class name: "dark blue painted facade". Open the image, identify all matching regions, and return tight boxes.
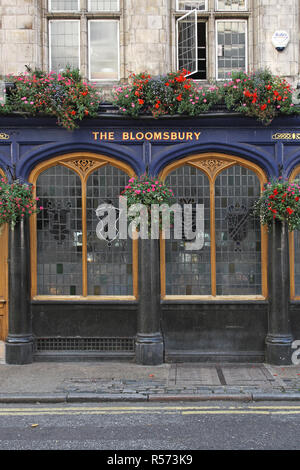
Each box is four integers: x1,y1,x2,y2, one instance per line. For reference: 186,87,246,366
1,112,300,363
1,112,300,181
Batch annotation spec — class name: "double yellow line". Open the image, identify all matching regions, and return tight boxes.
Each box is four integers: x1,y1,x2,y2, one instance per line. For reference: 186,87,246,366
0,405,300,416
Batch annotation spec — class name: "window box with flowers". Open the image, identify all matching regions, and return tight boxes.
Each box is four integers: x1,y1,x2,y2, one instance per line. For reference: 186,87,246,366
0,67,102,130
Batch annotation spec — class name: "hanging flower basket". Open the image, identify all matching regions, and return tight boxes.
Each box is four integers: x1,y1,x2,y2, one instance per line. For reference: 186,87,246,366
0,176,43,231
253,178,300,231
120,174,175,233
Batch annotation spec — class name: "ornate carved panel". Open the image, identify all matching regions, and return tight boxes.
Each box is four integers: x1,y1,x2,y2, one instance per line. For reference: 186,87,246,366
189,158,234,180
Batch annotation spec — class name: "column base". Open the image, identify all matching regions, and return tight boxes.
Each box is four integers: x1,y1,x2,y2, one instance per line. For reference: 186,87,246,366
135,333,164,365
5,335,33,365
265,334,294,365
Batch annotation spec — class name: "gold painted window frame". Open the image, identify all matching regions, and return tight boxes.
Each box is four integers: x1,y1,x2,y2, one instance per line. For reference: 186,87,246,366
0,168,8,340
159,153,268,301
29,152,138,301
289,165,300,301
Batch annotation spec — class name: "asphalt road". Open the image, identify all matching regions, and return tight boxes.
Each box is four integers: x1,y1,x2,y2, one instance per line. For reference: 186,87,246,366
0,401,299,452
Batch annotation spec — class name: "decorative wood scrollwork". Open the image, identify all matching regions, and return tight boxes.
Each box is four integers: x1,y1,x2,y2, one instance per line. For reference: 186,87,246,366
189,158,234,180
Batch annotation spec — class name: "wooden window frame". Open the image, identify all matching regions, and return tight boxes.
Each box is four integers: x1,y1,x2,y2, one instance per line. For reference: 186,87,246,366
289,165,300,300
159,153,268,300
29,152,138,301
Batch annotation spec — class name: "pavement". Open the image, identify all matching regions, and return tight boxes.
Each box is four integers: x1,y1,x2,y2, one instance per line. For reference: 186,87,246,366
1,341,300,403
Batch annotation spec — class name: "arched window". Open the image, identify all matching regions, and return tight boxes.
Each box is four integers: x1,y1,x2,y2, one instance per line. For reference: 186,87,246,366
29,153,137,300
0,167,8,340
160,154,267,299
289,165,300,300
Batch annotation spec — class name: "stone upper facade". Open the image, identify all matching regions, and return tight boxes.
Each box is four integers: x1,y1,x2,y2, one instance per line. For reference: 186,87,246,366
0,0,299,87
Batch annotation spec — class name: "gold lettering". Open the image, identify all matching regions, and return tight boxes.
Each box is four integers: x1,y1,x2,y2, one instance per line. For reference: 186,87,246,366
186,132,193,140
153,132,162,139
171,132,177,140
194,132,201,140
163,132,170,140
123,132,129,140
136,132,144,140
144,132,153,140
108,132,115,140
92,132,99,140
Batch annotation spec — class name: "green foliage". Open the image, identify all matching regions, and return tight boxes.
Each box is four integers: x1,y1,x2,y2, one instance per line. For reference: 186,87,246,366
112,70,218,118
0,175,43,228
253,178,300,231
219,69,299,125
1,67,102,130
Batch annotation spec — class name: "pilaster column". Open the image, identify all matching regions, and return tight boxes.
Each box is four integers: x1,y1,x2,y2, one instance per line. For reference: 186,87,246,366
135,238,164,365
265,220,293,364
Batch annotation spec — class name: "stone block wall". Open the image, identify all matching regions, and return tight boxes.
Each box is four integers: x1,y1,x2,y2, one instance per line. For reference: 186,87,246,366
0,0,299,86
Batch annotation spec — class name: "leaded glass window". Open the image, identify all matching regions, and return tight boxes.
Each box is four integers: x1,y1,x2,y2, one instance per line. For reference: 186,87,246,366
86,165,132,295
49,20,80,72
162,158,265,298
291,171,300,298
215,165,262,295
36,166,83,296
216,20,247,79
88,0,120,10
216,0,247,11
165,165,211,295
177,1,207,10
49,0,79,11
35,160,134,298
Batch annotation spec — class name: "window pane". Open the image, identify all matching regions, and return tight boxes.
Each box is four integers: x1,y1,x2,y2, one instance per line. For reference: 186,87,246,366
49,0,79,11
86,165,133,296
215,165,261,295
89,21,119,80
36,166,83,296
217,0,247,11
177,1,206,10
293,173,300,296
217,21,246,79
49,21,80,72
88,0,119,10
165,165,211,296
177,11,198,75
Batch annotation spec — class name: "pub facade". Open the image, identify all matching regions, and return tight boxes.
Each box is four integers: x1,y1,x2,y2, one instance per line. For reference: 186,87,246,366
0,111,300,364
0,0,300,364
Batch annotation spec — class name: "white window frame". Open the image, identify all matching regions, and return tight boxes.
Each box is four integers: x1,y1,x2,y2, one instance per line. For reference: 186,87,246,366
48,20,81,73
48,0,80,12
88,0,120,11
215,19,248,80
176,9,198,77
215,0,248,11
88,19,120,82
176,1,208,12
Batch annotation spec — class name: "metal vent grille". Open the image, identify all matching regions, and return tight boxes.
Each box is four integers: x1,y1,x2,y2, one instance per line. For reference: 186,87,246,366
35,337,136,352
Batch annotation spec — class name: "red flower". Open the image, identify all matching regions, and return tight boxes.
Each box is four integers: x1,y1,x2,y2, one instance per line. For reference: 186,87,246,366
260,104,267,111
295,196,300,202
71,110,76,115
287,207,294,215
138,99,144,105
176,94,183,101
